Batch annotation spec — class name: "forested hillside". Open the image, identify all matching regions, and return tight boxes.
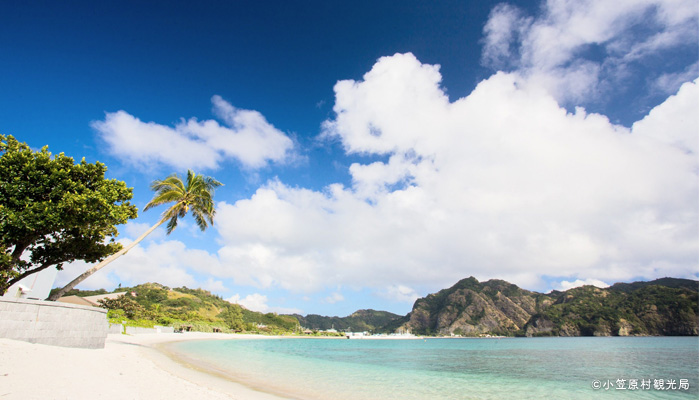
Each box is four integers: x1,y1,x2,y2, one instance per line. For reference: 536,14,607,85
293,309,401,332
55,283,300,334
390,277,698,337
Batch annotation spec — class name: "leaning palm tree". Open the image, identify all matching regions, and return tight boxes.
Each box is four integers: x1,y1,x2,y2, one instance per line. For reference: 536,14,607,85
48,170,222,301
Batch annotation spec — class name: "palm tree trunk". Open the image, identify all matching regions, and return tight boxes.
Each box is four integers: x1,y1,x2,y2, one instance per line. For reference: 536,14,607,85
47,219,165,301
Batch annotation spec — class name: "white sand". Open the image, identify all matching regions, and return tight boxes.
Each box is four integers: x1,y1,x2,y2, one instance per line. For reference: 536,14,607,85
0,333,293,400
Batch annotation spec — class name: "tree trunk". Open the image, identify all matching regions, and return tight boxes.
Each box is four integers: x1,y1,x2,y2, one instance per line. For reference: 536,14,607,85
47,219,165,301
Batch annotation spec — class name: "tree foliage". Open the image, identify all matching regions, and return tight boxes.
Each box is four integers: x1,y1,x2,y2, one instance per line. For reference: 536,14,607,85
99,295,149,320
0,135,138,294
221,305,245,331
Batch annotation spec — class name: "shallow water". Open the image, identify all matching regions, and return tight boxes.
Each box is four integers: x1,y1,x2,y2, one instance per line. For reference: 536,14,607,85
171,336,699,399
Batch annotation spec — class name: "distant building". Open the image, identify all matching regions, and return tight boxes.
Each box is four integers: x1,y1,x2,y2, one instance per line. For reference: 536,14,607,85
345,331,369,339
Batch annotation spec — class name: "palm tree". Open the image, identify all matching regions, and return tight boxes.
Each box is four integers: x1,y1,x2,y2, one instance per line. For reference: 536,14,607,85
48,170,222,301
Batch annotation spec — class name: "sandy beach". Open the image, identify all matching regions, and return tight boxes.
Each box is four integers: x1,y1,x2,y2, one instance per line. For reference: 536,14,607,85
0,333,292,400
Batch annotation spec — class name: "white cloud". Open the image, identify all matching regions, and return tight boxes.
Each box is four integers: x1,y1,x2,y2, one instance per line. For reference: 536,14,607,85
481,3,530,70
60,49,697,302
55,238,219,291
202,278,227,293
653,63,700,96
323,292,345,304
92,95,294,171
210,53,697,294
54,260,116,291
62,2,697,303
380,285,420,304
481,0,699,103
122,221,166,242
553,279,610,291
632,79,699,154
228,293,269,312
227,293,302,314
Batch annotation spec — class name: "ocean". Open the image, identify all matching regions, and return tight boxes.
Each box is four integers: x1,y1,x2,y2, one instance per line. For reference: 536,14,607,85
170,336,698,399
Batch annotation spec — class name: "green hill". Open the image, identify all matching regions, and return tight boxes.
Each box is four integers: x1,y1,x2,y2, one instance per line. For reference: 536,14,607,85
55,283,300,334
392,277,699,337
609,277,699,293
293,309,402,332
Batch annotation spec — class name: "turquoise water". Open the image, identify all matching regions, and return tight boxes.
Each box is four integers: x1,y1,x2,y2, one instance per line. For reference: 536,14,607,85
171,337,698,400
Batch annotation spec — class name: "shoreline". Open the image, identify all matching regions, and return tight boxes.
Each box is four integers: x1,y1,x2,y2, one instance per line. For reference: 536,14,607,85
0,332,293,400
3,333,696,399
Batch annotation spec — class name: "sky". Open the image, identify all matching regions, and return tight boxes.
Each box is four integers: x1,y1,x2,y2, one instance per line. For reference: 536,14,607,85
1,0,698,317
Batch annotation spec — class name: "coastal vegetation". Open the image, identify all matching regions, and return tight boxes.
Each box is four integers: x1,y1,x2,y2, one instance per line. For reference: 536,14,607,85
53,283,301,334
0,135,138,295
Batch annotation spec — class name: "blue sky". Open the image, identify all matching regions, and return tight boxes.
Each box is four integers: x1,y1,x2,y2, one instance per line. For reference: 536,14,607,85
2,0,698,317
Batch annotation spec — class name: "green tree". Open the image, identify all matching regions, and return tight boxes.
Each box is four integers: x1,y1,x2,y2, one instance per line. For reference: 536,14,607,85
221,305,245,331
98,295,148,320
49,170,222,300
0,135,138,295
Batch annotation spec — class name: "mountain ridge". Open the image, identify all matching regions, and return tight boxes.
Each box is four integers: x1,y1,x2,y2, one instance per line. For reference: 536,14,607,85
292,309,402,332
387,277,698,337
57,277,698,337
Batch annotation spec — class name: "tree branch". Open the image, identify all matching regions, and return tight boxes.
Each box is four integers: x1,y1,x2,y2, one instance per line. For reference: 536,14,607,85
11,241,30,261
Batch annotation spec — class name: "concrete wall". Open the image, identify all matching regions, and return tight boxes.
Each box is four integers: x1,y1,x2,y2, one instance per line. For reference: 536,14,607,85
107,324,174,335
108,323,123,334
0,297,108,349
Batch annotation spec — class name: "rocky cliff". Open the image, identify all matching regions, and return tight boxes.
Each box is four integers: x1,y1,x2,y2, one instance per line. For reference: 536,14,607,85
391,277,698,337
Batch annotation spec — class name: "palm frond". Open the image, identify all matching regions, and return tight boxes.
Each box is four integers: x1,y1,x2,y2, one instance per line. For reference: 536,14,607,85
165,214,179,234
143,170,222,235
190,208,210,231
144,191,184,211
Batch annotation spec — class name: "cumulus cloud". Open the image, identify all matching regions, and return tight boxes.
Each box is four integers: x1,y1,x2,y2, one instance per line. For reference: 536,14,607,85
227,293,302,314
553,279,610,291
92,95,294,171
481,0,699,103
202,278,227,293
55,260,117,291
65,2,697,302
380,285,420,304
653,62,699,95
481,3,530,70
55,238,218,290
122,221,166,242
227,293,270,312
212,53,697,294
633,79,699,154
323,292,345,304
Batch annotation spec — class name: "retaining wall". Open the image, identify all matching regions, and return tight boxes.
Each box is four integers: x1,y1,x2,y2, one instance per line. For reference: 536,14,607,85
108,323,123,334
0,297,108,349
